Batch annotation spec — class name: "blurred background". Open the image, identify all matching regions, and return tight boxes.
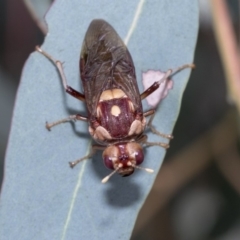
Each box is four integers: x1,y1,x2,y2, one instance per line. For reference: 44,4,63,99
0,1,240,240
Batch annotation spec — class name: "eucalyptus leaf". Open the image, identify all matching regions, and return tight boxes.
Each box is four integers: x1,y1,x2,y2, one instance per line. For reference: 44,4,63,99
0,0,198,239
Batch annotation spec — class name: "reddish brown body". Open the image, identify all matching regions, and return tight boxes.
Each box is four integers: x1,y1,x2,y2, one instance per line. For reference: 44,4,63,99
80,20,147,176
36,19,193,182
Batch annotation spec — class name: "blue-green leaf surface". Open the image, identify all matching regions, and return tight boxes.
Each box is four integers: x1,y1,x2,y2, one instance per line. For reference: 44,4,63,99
0,1,198,239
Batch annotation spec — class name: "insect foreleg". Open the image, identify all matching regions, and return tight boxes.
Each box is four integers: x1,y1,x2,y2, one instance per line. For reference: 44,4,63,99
36,46,85,102
69,144,105,168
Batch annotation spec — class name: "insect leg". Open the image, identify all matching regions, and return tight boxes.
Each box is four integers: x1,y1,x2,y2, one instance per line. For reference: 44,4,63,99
69,144,105,168
138,134,169,149
144,110,173,139
140,64,195,100
36,46,85,102
46,114,88,131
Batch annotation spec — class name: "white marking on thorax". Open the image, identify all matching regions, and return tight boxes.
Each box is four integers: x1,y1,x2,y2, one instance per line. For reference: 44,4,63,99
111,105,121,116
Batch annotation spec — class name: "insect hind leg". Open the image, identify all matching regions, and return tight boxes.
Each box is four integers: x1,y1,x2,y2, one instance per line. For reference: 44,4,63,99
36,46,85,102
140,63,195,100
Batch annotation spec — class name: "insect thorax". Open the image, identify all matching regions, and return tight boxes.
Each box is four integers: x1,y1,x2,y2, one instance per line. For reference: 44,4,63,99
88,88,146,143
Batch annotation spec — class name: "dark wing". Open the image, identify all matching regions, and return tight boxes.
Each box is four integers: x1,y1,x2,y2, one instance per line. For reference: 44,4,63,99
80,19,142,118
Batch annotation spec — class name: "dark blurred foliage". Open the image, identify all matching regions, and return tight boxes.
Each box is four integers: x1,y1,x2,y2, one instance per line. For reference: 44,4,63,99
0,0,44,78
170,27,228,154
0,0,44,186
132,1,240,240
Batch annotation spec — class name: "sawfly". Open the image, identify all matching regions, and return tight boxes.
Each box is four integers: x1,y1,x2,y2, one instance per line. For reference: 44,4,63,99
36,19,194,183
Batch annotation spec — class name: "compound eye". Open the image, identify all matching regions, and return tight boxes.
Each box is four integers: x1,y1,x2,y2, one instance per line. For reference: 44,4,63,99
127,142,144,165
134,147,144,165
103,155,114,169
102,146,118,170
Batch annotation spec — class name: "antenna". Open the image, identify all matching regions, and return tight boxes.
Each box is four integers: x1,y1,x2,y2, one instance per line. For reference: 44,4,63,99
127,161,154,173
101,164,123,183
101,163,154,183
133,165,154,173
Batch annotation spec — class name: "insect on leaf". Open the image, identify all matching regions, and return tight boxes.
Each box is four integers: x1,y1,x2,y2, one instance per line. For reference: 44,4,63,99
0,1,199,240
